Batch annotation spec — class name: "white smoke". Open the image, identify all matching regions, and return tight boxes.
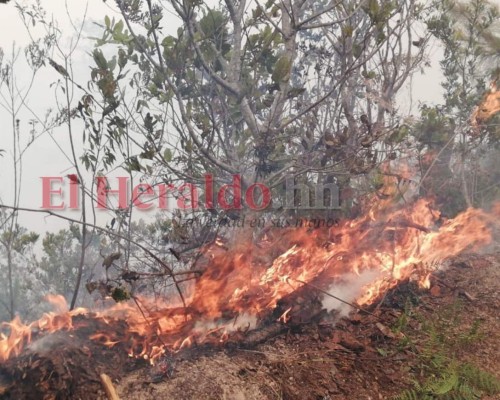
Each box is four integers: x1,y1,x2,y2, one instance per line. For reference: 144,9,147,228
322,270,381,317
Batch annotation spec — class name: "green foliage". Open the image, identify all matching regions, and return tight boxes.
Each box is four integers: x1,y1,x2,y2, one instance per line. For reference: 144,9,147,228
427,0,499,117
12,231,39,253
0,224,39,253
386,125,411,144
361,0,396,42
163,148,173,162
271,55,292,83
393,362,500,399
78,0,428,193
392,301,500,400
199,9,226,39
457,319,484,345
460,363,500,394
413,105,454,147
411,104,467,216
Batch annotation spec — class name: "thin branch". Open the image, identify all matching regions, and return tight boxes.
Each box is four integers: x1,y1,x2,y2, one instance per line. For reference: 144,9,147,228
0,204,188,309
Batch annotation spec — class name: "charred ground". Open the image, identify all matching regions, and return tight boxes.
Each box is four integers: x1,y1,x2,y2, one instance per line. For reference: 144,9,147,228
0,253,498,400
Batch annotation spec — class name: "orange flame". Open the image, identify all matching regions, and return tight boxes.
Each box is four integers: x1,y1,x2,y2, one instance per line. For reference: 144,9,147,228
0,194,497,364
278,307,292,324
472,82,500,126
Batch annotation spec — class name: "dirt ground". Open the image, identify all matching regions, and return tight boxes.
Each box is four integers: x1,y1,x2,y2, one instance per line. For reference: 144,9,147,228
0,253,498,400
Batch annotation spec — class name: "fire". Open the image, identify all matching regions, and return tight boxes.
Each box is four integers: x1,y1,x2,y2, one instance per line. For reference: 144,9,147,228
278,307,292,324
472,81,500,126
0,192,498,364
0,295,88,361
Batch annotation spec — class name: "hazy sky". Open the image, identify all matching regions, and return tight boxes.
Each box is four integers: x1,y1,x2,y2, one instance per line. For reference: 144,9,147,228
0,1,170,234
0,0,446,236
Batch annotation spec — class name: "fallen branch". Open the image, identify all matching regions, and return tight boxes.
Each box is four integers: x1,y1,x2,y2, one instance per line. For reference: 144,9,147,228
371,219,430,233
237,323,287,347
458,289,476,302
100,373,120,400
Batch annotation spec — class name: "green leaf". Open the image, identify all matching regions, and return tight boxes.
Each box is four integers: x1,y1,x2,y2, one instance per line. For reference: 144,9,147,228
199,9,226,38
111,286,130,302
126,156,142,172
252,7,263,19
118,48,127,69
272,55,292,83
428,371,458,395
140,148,155,160
163,148,173,162
342,25,354,37
377,348,388,357
93,49,108,69
161,35,175,48
136,99,148,112
114,20,124,35
108,56,117,72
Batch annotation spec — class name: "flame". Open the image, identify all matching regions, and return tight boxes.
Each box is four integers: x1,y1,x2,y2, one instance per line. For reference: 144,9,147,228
0,190,498,364
0,295,88,361
471,81,500,129
278,307,292,324
421,273,431,289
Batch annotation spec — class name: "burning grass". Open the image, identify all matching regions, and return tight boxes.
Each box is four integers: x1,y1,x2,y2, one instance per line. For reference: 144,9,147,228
0,195,498,365
0,254,499,399
0,186,500,399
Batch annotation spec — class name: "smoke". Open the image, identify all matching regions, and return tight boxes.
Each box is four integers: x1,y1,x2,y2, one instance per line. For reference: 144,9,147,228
27,331,67,354
193,313,257,335
322,270,381,318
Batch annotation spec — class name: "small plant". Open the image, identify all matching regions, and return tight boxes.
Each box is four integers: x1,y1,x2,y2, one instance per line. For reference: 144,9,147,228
392,300,499,400
393,362,500,399
457,320,484,345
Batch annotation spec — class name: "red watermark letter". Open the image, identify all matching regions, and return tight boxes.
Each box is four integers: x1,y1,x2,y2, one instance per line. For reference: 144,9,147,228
97,177,128,209
204,174,214,209
245,183,271,210
41,177,65,209
158,183,173,209
177,183,199,209
132,183,155,210
68,178,79,209
218,175,242,210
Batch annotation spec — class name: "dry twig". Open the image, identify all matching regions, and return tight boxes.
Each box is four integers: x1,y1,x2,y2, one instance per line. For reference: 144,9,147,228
99,373,120,400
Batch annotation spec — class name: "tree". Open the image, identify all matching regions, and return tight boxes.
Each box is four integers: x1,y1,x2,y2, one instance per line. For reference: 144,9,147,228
38,225,101,303
80,0,428,211
0,0,434,313
0,38,53,319
0,212,39,321
14,2,98,310
33,0,429,305
415,0,500,214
